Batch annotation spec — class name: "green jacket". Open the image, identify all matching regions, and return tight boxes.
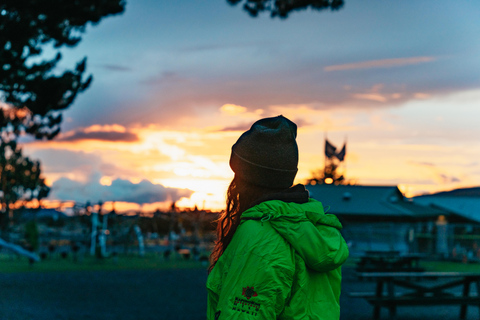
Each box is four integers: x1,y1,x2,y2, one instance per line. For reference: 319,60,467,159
207,198,349,319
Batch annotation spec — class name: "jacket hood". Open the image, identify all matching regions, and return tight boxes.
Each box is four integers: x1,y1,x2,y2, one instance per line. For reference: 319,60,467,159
241,198,349,272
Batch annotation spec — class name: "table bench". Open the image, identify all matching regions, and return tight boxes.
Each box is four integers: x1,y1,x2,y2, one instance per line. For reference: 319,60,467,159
350,272,480,320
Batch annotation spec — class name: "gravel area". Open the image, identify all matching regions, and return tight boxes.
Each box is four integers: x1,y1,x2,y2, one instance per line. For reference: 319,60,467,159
0,266,478,320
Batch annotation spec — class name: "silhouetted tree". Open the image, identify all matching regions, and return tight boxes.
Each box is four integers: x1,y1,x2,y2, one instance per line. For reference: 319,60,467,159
306,162,345,185
227,0,344,18
0,0,125,142
24,219,39,251
0,0,125,227
0,140,49,229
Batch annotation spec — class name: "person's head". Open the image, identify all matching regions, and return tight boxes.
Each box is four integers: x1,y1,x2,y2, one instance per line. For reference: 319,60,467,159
209,115,299,272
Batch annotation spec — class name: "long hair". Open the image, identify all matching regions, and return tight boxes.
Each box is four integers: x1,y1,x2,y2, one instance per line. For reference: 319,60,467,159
208,176,280,273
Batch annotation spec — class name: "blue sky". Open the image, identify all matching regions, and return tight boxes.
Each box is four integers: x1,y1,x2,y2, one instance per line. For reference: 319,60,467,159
52,0,479,129
22,0,480,210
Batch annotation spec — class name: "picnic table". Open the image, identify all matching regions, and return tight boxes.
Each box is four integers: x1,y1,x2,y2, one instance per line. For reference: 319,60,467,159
356,251,424,273
351,272,480,320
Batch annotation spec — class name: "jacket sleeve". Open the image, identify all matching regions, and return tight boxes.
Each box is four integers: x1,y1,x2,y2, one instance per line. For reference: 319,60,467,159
207,285,220,320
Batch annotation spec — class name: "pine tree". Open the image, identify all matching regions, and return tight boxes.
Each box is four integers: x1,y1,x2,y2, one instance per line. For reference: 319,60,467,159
0,0,125,225
227,0,344,18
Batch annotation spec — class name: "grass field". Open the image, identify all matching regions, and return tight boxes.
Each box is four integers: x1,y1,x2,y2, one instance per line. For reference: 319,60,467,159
0,253,207,273
420,259,480,272
2,252,479,274
344,256,480,272
1,255,479,320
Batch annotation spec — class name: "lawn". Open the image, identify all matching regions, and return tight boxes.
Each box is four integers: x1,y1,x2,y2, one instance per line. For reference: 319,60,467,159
420,259,480,272
0,252,207,273
344,256,480,273
2,253,479,274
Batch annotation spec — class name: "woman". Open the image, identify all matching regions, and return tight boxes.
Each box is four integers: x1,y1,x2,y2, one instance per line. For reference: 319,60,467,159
206,115,349,320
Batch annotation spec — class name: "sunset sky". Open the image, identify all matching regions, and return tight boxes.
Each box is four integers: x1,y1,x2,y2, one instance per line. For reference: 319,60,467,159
22,0,480,211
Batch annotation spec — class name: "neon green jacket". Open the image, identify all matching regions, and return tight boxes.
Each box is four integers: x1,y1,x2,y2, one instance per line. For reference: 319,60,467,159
207,198,349,319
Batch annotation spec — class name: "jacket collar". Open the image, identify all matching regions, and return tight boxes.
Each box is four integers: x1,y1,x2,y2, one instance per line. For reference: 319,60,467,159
250,184,309,207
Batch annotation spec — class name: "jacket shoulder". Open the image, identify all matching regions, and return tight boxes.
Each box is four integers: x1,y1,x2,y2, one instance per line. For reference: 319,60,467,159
213,213,294,274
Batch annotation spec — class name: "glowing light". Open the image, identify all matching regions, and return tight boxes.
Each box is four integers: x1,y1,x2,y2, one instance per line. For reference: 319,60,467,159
84,124,127,133
44,178,53,187
325,178,334,184
100,176,112,186
220,104,247,115
160,178,231,211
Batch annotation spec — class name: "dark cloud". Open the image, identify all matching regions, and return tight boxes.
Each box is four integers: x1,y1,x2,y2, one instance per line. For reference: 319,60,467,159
438,174,461,184
29,149,139,179
115,56,472,128
292,118,310,128
69,53,479,130
217,122,252,132
58,130,139,142
99,163,137,177
140,71,189,86
31,149,101,175
28,151,187,205
178,44,232,53
324,57,437,72
216,117,310,132
50,174,193,205
409,161,462,184
101,64,132,72
58,0,480,131
177,41,271,53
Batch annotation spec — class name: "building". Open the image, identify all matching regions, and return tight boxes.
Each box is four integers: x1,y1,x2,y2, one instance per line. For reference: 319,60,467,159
306,184,455,223
413,187,480,223
306,184,466,256
413,187,480,260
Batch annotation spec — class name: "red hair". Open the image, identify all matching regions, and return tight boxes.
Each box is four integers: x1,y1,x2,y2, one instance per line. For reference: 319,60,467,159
208,176,280,273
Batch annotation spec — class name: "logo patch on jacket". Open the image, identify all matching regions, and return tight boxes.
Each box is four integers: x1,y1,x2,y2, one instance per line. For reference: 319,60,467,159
232,297,261,316
242,286,258,299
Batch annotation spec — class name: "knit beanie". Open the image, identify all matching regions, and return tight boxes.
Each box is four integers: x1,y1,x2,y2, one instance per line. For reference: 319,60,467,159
229,115,298,189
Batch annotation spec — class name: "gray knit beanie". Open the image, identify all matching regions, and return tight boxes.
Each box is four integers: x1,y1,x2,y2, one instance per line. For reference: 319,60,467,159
229,115,298,189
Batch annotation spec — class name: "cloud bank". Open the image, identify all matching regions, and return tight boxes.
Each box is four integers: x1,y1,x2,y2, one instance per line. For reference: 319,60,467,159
58,130,138,142
56,125,139,143
50,174,193,205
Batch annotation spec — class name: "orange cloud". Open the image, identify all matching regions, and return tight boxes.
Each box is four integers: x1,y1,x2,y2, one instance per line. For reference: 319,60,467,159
324,56,437,72
54,124,138,143
22,89,480,211
220,103,247,115
353,94,387,102
414,93,431,99
84,124,127,133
